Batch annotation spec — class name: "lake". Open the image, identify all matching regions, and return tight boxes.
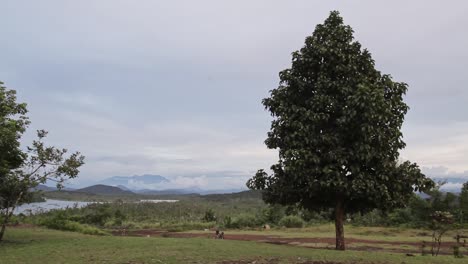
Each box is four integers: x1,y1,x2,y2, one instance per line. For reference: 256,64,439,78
14,199,93,215
14,199,179,215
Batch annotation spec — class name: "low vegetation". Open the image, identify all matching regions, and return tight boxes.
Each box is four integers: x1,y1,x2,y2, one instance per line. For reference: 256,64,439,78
1,227,467,264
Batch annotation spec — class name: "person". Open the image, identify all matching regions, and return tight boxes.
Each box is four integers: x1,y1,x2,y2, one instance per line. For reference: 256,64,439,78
214,229,224,239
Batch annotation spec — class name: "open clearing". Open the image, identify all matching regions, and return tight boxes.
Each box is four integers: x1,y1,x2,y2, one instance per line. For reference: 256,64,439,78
1,226,466,264
117,224,467,256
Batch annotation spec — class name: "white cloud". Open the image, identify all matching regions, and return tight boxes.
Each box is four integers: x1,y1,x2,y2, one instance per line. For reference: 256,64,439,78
402,122,468,173
3,0,468,190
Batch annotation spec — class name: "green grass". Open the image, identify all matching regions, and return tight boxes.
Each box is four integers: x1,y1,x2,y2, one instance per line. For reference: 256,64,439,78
1,227,466,264
193,224,465,243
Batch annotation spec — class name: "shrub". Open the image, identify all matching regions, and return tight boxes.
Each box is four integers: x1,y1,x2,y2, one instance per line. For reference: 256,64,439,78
226,214,259,228
82,205,112,226
387,208,413,226
40,218,108,236
260,205,284,225
279,215,304,228
203,209,216,222
351,209,386,226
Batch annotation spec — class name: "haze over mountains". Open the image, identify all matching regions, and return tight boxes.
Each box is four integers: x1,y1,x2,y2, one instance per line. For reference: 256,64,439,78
98,174,169,187
42,173,467,195
75,174,245,195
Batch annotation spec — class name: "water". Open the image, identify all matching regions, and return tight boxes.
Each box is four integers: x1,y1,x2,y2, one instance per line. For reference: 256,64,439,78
13,199,93,215
139,199,178,203
13,199,179,215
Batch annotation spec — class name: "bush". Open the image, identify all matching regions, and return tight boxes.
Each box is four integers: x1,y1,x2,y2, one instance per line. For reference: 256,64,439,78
279,215,304,228
226,214,260,228
82,204,112,226
260,205,284,225
40,218,108,236
203,209,216,222
352,209,386,226
300,210,329,224
387,208,413,226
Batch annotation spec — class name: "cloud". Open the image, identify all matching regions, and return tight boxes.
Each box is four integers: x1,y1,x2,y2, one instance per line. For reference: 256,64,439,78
402,122,468,173
1,0,468,190
422,166,468,180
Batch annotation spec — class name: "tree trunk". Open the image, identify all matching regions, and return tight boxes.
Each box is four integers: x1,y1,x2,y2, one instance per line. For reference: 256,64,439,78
335,197,345,250
0,222,6,242
0,192,22,242
0,210,9,242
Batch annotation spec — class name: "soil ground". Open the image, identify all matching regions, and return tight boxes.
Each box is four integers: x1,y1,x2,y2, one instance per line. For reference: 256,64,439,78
112,228,464,256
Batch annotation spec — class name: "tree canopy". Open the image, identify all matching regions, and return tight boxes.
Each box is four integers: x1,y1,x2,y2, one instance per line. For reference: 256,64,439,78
247,11,434,250
0,81,85,242
0,81,29,176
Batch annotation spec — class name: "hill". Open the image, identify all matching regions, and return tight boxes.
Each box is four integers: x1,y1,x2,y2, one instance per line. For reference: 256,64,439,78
76,184,135,196
98,174,169,189
33,184,56,192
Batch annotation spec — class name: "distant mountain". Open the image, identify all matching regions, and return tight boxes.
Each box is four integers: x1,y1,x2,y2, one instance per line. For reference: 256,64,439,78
136,188,201,195
117,185,132,191
76,184,135,196
431,177,467,193
202,190,262,201
81,174,248,195
33,184,56,192
432,177,467,184
98,174,169,189
136,187,246,195
33,184,75,192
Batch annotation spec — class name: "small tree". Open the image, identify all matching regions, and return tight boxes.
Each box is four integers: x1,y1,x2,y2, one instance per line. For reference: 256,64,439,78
0,82,84,242
247,11,434,250
429,211,454,256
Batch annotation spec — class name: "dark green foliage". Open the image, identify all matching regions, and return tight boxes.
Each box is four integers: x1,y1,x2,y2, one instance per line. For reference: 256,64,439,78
82,204,113,226
203,209,216,222
247,11,434,250
225,214,260,229
349,185,468,229
279,215,304,228
113,209,126,226
300,209,331,223
39,210,107,236
352,209,386,227
430,211,454,256
0,81,85,242
0,81,29,176
460,182,468,223
25,192,268,231
387,208,413,226
407,195,432,226
260,205,285,225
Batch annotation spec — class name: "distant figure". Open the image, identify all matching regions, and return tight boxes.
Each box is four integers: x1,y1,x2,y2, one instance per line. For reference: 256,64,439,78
263,224,270,230
214,229,224,239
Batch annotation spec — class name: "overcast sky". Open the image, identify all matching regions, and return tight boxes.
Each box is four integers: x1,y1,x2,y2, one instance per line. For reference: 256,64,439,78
1,0,467,189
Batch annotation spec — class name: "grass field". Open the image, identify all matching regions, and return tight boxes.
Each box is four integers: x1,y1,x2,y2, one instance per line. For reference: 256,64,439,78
185,224,458,242
1,226,466,264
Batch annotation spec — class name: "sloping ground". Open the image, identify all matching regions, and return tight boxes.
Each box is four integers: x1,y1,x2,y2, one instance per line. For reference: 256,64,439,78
217,259,356,264
116,229,466,256
2,227,466,264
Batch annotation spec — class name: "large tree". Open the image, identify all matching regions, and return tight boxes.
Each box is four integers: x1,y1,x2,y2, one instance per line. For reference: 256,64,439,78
0,82,85,242
247,11,434,250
